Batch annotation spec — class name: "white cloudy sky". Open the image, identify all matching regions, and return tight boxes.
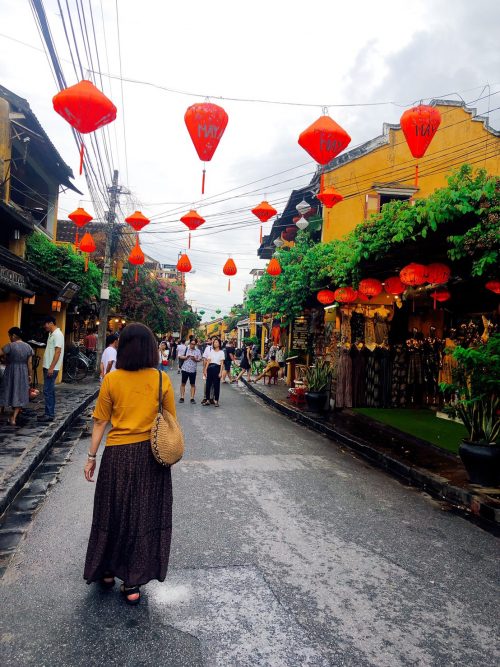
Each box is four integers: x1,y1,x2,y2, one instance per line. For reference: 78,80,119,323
1,0,500,317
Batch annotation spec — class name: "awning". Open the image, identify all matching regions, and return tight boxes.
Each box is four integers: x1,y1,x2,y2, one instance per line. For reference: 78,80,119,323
0,245,63,296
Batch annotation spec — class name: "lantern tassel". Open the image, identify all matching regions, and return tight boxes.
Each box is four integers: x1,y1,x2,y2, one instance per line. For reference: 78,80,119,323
79,142,85,175
415,163,419,188
433,295,437,310
135,268,138,282
259,225,263,244
84,255,88,272
188,232,191,249
228,278,231,292
201,166,206,195
273,279,276,290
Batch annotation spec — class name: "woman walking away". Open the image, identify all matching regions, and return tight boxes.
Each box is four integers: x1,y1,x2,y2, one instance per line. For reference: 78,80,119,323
1,327,33,426
222,338,236,383
203,337,225,407
158,341,169,370
234,343,252,384
84,323,176,605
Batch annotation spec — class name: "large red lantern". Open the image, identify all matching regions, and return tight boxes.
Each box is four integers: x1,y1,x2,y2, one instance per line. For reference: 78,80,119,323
298,114,351,165
334,286,358,303
177,253,192,273
223,257,237,292
430,287,450,309
180,210,205,248
128,239,145,282
384,276,405,296
400,263,427,286
252,201,277,244
68,207,92,245
317,173,343,209
400,104,441,186
317,289,336,305
486,280,500,294
125,210,150,245
358,278,383,300
184,102,229,194
53,80,117,175
426,262,451,285
79,232,96,272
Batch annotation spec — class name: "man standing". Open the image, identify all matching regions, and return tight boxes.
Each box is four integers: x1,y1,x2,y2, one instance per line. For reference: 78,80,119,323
38,315,64,422
176,338,188,374
178,338,202,404
84,329,97,355
100,334,119,380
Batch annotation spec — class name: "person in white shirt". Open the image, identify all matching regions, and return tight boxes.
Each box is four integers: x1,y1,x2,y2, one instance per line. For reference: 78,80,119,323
100,334,119,380
202,338,225,407
158,341,169,370
38,315,65,422
176,339,189,374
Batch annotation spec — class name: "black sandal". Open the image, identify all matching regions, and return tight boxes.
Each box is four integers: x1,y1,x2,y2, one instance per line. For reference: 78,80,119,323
121,584,141,606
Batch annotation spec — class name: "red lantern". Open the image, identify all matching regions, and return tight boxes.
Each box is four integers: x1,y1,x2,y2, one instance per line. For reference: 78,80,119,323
223,257,237,292
426,262,451,285
267,257,281,289
128,239,145,282
317,174,343,208
486,280,500,294
334,286,358,303
298,114,351,165
252,201,277,243
384,276,405,296
317,289,336,305
53,80,117,175
180,210,206,248
125,210,150,245
79,232,96,272
430,287,450,309
400,104,441,186
68,207,92,245
358,278,383,300
177,253,192,273
184,102,229,194
400,263,427,286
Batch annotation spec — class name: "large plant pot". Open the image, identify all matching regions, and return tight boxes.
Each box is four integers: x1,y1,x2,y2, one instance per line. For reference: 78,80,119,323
459,440,500,487
305,391,328,413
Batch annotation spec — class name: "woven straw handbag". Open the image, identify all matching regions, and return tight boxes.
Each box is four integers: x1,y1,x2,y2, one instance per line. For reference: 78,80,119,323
150,370,184,466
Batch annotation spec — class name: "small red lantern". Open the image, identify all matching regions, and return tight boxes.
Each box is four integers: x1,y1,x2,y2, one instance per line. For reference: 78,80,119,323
125,210,150,244
334,286,358,303
68,207,92,245
267,257,281,289
400,104,441,186
486,280,500,294
79,232,96,272
358,278,383,300
177,253,192,273
298,114,351,165
426,262,451,285
53,80,117,175
184,102,229,194
252,201,277,243
317,289,336,305
317,174,343,208
400,263,427,286
128,239,145,282
384,277,405,296
223,258,237,292
430,287,450,309
180,210,206,248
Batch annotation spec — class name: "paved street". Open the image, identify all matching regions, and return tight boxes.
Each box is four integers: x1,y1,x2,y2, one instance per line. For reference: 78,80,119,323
1,372,499,667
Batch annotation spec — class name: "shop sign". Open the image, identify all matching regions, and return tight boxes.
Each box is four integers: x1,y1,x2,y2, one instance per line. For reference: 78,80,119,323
292,316,310,350
0,264,26,290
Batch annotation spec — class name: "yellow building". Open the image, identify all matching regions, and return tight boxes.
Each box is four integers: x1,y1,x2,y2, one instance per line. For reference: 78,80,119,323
322,99,500,242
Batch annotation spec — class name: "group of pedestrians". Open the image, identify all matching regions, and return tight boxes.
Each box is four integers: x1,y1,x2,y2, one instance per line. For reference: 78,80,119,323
175,336,231,407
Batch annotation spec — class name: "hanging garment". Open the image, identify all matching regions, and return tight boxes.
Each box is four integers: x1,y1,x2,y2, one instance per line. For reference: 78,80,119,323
391,344,407,407
364,311,377,351
439,338,458,385
340,308,353,344
407,343,424,405
350,311,365,343
377,346,392,408
422,338,440,402
365,349,381,407
374,311,391,345
335,346,353,408
351,345,368,407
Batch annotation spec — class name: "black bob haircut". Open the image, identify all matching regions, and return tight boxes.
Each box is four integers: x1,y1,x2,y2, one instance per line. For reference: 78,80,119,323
115,322,158,371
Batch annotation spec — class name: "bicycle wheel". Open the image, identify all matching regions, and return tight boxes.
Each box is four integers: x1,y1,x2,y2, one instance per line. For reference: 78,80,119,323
64,357,88,382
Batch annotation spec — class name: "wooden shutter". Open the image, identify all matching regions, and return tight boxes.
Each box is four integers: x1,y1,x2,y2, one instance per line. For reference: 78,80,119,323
364,193,380,220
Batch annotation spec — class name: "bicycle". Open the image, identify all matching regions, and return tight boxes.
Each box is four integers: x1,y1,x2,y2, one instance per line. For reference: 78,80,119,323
63,345,91,382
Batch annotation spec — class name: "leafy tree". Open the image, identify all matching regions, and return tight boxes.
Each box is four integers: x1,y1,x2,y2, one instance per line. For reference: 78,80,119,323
224,303,249,332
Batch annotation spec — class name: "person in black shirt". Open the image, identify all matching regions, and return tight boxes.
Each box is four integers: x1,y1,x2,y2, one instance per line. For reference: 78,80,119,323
222,338,236,384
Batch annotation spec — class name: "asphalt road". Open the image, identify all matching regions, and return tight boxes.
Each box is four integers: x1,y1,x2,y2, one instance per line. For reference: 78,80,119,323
1,372,499,666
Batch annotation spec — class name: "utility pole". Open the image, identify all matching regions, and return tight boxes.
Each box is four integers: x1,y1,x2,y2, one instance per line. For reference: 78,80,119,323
96,169,121,376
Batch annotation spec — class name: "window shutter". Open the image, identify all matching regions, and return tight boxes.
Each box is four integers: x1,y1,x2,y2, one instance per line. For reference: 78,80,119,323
364,193,380,220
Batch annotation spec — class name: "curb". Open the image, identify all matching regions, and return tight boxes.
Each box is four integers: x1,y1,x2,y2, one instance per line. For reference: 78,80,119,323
241,379,500,526
0,387,99,517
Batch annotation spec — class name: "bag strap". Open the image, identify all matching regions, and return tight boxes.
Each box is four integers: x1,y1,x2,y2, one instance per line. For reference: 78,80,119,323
158,368,163,413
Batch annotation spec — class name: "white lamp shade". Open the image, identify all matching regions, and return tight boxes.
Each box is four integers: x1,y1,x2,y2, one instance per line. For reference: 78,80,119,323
274,237,284,247
295,217,309,230
296,199,311,216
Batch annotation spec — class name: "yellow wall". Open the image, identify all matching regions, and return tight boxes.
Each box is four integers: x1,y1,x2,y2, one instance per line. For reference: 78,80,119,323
322,103,500,242
0,295,22,337
0,97,11,202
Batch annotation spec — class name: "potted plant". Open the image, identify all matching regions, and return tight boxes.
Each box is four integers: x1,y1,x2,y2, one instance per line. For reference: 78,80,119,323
440,334,500,486
305,359,333,413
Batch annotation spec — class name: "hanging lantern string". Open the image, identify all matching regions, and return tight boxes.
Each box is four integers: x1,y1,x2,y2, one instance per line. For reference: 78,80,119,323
79,141,85,176
202,163,206,195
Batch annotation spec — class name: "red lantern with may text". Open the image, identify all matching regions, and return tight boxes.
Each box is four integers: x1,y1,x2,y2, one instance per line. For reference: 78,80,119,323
267,257,281,289
184,102,229,194
298,114,351,165
317,289,336,305
252,201,277,244
79,232,96,272
177,253,192,273
223,258,237,292
125,211,150,243
400,263,427,287
68,207,92,245
53,80,117,175
180,210,205,248
426,262,450,285
400,104,441,186
334,286,358,304
384,276,405,296
358,278,383,300
128,239,145,282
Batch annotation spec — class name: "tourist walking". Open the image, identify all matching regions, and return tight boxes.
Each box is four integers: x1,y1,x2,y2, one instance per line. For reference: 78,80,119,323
100,334,119,380
177,339,188,374
234,343,253,383
203,337,225,407
83,322,176,606
178,339,202,403
222,338,236,383
158,341,169,371
38,316,64,423
1,327,33,426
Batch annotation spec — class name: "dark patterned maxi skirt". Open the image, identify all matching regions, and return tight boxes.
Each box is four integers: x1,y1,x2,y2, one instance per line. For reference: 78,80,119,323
84,440,173,587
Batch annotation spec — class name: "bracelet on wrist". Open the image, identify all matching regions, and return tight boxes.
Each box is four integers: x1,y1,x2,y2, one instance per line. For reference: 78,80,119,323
87,453,97,460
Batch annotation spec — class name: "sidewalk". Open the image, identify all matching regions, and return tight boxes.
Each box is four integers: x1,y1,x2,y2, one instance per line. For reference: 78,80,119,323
241,378,500,525
0,380,99,516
